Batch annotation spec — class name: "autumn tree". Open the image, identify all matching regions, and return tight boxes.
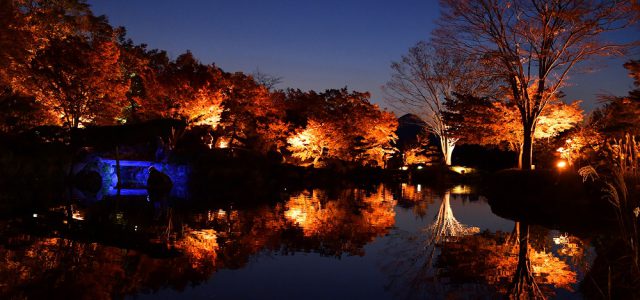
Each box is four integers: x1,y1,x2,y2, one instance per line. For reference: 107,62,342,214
217,71,287,153
285,89,397,167
132,51,225,129
287,119,341,166
0,88,48,133
355,109,398,167
11,31,129,129
437,0,638,169
385,42,493,165
1,0,121,129
446,91,584,168
0,0,96,84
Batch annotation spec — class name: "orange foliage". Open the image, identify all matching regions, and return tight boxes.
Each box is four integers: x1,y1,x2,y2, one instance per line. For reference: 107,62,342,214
284,186,396,255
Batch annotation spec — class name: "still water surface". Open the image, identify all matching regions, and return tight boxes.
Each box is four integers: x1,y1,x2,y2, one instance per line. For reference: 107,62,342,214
0,184,592,299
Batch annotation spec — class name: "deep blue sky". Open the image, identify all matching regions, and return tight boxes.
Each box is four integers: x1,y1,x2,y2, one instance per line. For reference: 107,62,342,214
88,0,637,113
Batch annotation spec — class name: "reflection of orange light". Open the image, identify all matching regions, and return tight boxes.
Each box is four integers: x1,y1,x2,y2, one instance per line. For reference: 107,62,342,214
72,211,84,220
556,160,567,169
218,139,229,148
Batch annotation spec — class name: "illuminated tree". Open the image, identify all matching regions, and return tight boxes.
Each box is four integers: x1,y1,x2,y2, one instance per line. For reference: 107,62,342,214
138,51,225,128
285,88,397,167
354,108,398,167
0,0,96,84
437,0,638,169
446,88,584,168
385,42,493,165
12,36,128,129
1,0,128,129
287,119,338,166
218,71,286,152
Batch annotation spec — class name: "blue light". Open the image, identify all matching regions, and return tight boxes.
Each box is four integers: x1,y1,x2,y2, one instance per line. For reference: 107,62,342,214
77,157,190,199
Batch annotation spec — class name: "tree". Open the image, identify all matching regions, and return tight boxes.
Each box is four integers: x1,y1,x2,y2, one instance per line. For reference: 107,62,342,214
385,42,493,165
446,90,584,168
0,88,51,133
284,88,397,167
0,0,97,85
218,71,286,152
287,119,338,166
12,35,128,129
251,68,282,91
355,109,398,167
1,0,126,129
437,0,638,169
595,60,640,137
138,51,225,128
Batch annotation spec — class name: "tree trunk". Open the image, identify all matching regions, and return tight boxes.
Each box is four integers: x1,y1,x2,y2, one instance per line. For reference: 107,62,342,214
521,122,534,170
445,145,454,166
508,222,543,298
440,136,455,166
517,144,523,169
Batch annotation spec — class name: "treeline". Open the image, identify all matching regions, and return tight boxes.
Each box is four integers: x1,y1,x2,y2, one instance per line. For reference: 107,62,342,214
0,0,397,167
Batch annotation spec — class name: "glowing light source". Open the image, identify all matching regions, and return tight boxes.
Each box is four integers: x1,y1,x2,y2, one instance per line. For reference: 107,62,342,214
416,165,423,170
556,160,567,169
400,166,408,171
450,166,475,174
217,139,229,149
72,211,84,221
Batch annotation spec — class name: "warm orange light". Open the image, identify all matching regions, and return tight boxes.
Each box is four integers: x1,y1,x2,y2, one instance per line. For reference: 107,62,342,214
217,139,229,149
556,160,567,169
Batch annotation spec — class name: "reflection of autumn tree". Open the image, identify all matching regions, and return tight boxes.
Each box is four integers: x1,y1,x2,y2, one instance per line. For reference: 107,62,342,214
381,191,479,298
438,224,578,299
192,206,286,269
382,205,580,299
397,184,435,218
0,235,217,300
284,186,396,256
508,223,545,299
176,228,219,270
426,191,480,244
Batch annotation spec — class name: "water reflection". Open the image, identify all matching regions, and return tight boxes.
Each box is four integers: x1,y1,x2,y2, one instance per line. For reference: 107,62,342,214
427,191,480,244
283,186,396,256
382,188,587,299
0,184,594,299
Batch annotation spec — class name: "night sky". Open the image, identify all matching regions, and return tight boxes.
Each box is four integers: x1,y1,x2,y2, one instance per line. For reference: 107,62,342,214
88,0,638,113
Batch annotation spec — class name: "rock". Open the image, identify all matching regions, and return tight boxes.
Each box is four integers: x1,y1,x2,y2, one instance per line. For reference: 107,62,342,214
74,170,102,193
147,167,173,197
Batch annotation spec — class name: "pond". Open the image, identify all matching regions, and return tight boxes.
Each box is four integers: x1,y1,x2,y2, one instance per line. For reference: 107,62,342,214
0,183,595,299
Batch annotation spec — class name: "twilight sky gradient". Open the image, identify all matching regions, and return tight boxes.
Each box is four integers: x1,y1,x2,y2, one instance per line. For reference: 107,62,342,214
88,0,638,113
